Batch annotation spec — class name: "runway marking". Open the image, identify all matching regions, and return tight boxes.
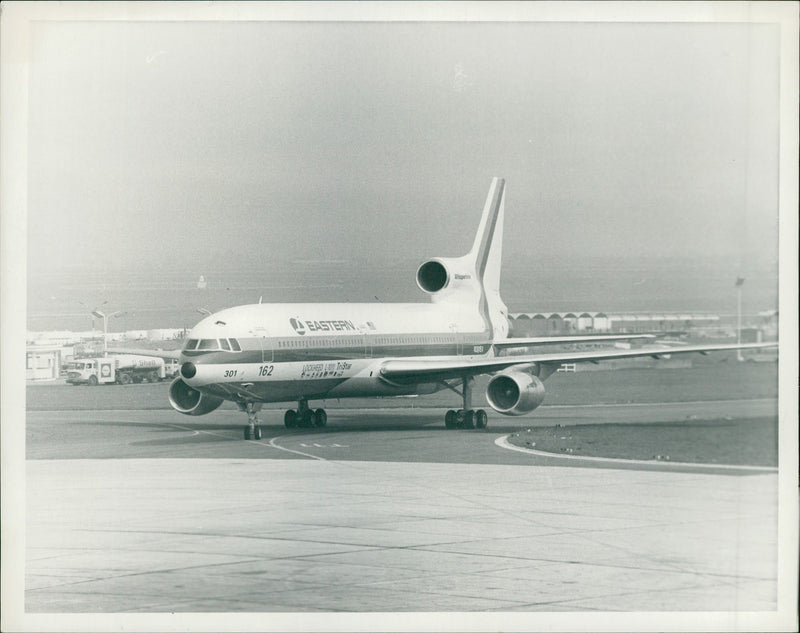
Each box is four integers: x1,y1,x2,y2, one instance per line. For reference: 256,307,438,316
494,434,779,473
162,423,200,437
161,423,327,461
31,414,334,461
268,435,327,461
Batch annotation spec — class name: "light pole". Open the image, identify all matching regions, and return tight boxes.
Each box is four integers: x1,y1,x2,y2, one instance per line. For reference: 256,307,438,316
90,308,126,356
735,277,745,361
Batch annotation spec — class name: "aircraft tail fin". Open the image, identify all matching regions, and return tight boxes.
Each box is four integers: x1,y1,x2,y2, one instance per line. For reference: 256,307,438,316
468,177,505,298
415,177,509,338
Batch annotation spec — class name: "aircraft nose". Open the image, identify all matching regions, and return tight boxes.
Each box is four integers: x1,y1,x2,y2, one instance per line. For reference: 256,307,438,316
181,362,197,379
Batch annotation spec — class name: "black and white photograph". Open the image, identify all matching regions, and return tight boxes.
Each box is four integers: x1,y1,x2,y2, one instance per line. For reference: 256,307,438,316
2,2,797,632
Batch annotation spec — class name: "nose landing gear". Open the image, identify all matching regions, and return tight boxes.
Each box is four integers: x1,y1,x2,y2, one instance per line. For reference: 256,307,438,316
242,402,262,440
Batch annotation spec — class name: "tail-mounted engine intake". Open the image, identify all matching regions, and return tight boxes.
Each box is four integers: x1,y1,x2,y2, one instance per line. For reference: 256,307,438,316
486,371,546,416
169,378,224,416
416,259,449,293
416,257,477,297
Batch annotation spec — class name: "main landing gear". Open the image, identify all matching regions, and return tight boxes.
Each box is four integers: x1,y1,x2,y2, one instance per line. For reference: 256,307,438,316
445,408,488,429
443,376,489,430
238,399,326,439
284,399,327,429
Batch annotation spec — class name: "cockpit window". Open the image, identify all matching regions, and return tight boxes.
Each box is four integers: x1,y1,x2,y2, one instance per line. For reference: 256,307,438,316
219,338,231,351
197,338,220,351
229,338,242,351
184,339,199,351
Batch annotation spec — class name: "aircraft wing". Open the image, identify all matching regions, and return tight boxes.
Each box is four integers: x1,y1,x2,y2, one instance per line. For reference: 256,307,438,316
106,347,183,361
493,333,655,348
379,342,777,382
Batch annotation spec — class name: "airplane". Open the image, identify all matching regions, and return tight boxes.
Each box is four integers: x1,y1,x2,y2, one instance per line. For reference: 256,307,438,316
129,178,777,440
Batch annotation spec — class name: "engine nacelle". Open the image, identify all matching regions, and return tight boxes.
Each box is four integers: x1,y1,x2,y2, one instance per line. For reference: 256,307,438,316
416,258,452,293
416,257,477,296
168,377,224,416
486,372,546,416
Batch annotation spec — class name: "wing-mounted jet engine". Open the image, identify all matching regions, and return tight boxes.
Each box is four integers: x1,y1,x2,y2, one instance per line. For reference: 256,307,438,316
486,371,546,416
169,377,224,416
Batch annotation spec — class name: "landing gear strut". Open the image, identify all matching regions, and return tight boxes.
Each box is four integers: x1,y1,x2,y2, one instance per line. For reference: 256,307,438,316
284,399,327,429
243,402,262,440
444,376,488,430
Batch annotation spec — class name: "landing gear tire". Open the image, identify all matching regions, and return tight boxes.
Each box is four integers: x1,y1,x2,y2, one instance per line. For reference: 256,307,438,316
462,409,475,429
313,409,327,427
284,409,297,428
244,425,262,440
448,409,483,430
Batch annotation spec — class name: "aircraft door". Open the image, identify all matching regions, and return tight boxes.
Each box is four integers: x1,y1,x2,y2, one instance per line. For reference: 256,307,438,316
450,324,463,355
358,326,372,358
252,327,273,363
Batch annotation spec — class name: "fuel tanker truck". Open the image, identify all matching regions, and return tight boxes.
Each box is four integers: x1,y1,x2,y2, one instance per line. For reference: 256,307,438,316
65,354,173,386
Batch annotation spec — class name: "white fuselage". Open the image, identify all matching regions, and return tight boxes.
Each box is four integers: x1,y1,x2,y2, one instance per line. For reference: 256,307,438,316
179,301,499,403
176,177,509,409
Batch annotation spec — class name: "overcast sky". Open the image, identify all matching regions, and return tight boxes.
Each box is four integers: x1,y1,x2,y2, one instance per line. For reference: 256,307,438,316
25,12,781,280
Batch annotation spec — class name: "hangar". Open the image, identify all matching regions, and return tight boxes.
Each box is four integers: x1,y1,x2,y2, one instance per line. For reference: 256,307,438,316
508,311,722,337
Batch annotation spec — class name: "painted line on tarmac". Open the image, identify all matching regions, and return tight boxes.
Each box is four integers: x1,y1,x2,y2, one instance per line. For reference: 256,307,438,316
268,435,327,461
31,413,328,460
163,422,326,460
494,434,778,473
161,423,200,437
143,421,326,460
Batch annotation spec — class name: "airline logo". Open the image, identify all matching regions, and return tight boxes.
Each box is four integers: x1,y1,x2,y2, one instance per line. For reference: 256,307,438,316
290,317,357,335
289,318,307,335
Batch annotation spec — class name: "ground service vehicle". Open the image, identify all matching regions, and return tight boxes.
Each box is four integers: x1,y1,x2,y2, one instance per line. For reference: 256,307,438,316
65,355,166,385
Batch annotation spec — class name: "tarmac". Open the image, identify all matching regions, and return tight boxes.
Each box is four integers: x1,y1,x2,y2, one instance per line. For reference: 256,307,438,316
21,398,786,624
26,457,777,614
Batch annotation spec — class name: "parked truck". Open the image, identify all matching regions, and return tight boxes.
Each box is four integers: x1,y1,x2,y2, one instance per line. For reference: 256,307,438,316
65,354,167,386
